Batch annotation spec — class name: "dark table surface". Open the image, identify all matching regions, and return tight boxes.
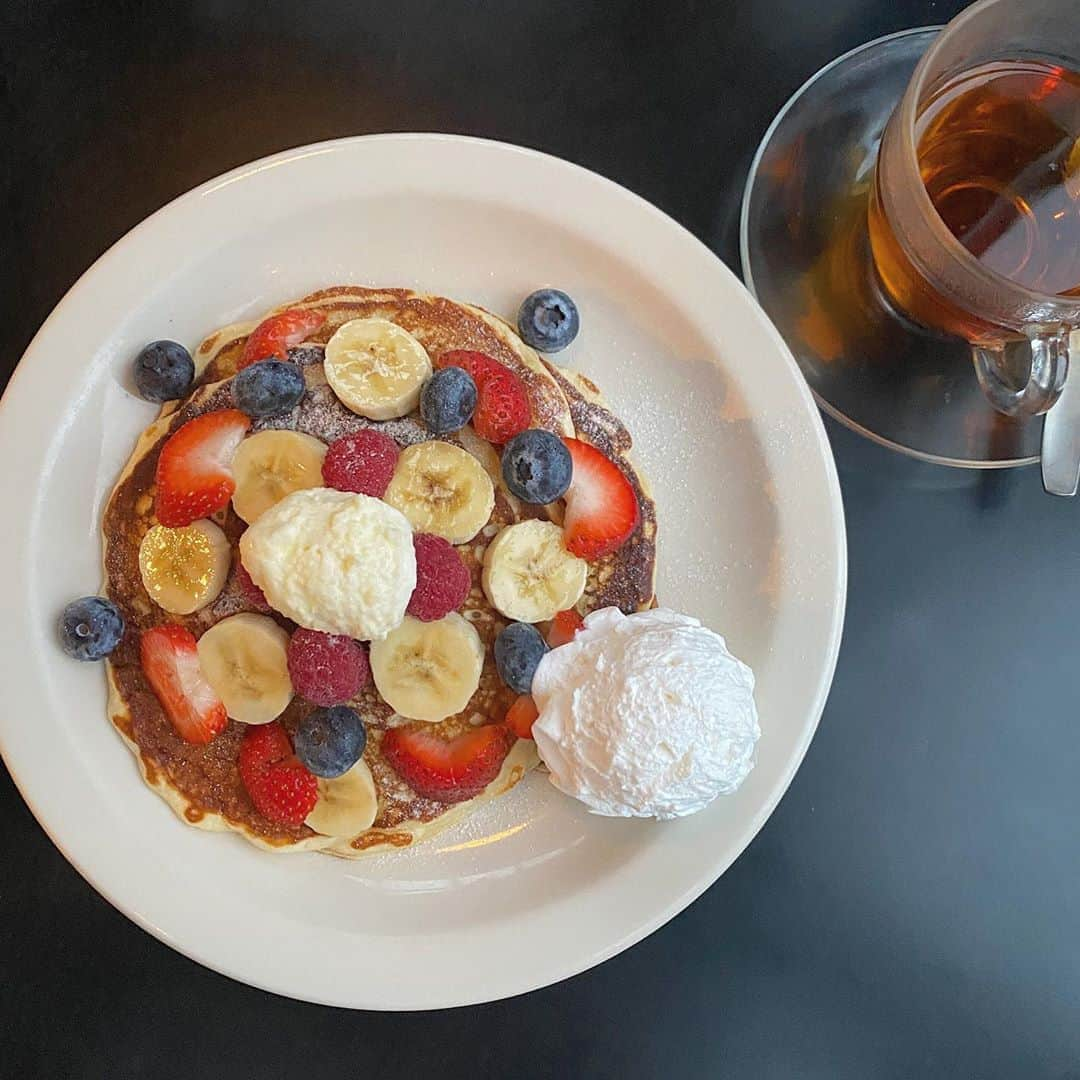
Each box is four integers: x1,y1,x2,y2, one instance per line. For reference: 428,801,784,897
4,1,1079,1077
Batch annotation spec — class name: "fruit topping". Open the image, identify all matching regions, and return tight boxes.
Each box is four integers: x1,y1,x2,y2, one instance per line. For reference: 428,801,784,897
561,437,640,559
323,317,432,420
435,349,503,388
140,623,227,744
420,366,478,435
231,360,306,418
238,722,318,825
321,429,399,498
407,534,471,622
294,705,367,779
287,628,370,707
472,367,530,445
59,596,124,661
369,613,484,723
517,288,580,353
230,429,327,524
235,560,271,612
306,757,379,836
547,607,585,648
133,340,195,402
494,621,549,694
481,519,587,623
138,520,230,615
505,694,539,740
419,367,475,434
239,308,327,369
436,350,530,445
381,723,514,804
501,428,572,504
154,409,251,527
196,613,293,725
383,440,495,544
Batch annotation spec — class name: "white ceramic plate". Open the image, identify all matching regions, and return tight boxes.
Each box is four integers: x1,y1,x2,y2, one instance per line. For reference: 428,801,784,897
0,135,845,1009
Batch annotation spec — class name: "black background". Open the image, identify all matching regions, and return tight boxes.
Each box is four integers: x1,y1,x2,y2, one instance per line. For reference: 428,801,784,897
4,2,1080,1077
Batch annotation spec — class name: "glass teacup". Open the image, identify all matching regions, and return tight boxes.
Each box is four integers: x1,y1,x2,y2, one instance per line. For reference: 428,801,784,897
869,0,1080,443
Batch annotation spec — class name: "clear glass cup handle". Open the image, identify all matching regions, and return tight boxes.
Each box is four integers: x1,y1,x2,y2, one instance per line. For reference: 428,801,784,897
973,328,1080,495
972,327,1070,419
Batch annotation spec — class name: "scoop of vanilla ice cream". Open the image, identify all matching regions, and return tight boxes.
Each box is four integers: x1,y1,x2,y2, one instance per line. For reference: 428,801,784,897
239,488,416,641
531,607,759,819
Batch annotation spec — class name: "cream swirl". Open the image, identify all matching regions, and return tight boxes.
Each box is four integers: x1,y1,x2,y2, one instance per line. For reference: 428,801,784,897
532,607,759,819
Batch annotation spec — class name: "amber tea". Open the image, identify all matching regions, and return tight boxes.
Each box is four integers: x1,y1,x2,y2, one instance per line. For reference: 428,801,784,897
870,58,1080,342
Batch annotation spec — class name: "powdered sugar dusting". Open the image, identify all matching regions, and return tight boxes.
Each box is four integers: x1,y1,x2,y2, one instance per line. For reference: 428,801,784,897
243,343,431,447
296,384,430,447
287,344,327,367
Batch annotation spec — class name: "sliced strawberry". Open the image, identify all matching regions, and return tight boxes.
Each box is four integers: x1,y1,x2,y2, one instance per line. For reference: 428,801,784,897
238,722,318,825
238,721,293,781
154,409,250,527
561,438,640,559
473,368,530,445
381,724,514,803
547,608,585,648
505,695,539,740
238,309,327,369
437,351,530,445
436,350,504,389
140,623,227,745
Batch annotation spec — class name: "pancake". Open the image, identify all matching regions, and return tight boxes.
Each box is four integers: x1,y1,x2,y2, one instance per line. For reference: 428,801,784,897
102,287,657,856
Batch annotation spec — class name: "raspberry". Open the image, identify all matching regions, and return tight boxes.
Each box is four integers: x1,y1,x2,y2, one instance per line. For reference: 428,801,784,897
235,561,271,612
287,628,370,706
322,430,399,497
436,350,503,389
473,368,530,445
238,722,318,825
407,534,472,621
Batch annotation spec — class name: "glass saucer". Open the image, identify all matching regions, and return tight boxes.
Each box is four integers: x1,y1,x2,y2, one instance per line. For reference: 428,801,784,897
740,26,1041,468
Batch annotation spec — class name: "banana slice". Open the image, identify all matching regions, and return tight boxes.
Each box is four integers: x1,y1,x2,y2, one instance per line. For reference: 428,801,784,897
482,520,587,623
383,441,494,544
324,317,432,420
306,757,378,837
231,430,327,524
138,520,231,615
369,613,484,723
196,613,293,724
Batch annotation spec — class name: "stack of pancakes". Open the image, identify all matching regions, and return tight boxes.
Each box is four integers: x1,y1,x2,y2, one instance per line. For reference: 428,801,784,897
102,287,657,857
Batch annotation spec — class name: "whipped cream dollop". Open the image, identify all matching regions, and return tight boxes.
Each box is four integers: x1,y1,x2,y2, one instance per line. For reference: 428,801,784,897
531,607,759,819
239,488,416,641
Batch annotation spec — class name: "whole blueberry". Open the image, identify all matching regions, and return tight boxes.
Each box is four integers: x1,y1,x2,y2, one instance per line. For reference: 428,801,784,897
294,706,367,779
420,367,477,434
501,429,572,504
517,289,580,353
133,340,195,402
494,622,549,694
59,596,125,661
232,360,307,418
